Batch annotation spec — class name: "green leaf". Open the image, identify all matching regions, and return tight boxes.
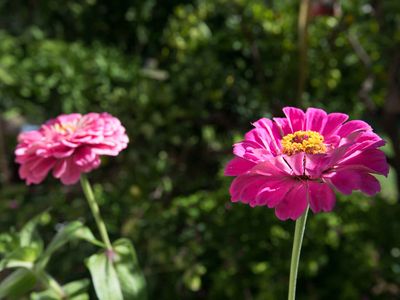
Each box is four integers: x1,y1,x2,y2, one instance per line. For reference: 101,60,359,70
19,212,46,247
0,268,37,299
30,289,59,300
74,225,105,248
19,211,49,256
62,279,90,299
86,251,124,300
0,232,20,254
30,279,90,300
113,239,147,300
86,239,147,300
43,222,85,256
0,246,39,271
38,221,103,269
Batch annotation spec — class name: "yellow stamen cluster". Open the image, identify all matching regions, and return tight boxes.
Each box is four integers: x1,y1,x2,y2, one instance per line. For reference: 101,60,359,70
281,130,326,156
53,123,77,134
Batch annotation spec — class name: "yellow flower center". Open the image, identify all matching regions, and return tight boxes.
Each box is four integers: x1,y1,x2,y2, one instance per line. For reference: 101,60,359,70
281,130,326,156
53,123,77,134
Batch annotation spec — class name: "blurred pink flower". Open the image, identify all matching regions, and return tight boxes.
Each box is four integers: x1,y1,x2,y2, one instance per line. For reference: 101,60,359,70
225,107,389,221
15,113,129,185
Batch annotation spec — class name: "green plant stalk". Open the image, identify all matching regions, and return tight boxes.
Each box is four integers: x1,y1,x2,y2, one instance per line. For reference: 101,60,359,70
288,205,309,300
80,175,113,250
36,270,65,298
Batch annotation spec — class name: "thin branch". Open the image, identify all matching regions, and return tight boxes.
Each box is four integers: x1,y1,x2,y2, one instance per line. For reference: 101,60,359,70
297,0,311,105
347,33,372,68
0,117,10,184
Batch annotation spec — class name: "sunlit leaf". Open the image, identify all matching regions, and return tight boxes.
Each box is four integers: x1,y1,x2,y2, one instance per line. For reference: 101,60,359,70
86,251,123,300
113,239,147,300
86,239,146,300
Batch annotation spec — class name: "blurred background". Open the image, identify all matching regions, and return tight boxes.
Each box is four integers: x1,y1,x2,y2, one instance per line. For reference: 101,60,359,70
0,0,400,299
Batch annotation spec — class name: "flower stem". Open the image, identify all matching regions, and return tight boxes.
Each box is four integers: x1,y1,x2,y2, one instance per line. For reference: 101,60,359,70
288,205,309,300
80,174,113,250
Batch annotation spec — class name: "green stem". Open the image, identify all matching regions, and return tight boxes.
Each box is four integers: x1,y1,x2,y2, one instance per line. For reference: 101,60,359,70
288,205,309,300
36,270,65,299
80,175,113,250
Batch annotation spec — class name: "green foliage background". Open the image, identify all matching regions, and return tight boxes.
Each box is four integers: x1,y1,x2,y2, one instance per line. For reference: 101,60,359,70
0,0,400,299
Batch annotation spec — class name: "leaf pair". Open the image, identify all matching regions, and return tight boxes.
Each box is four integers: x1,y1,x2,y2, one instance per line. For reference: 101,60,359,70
0,213,147,299
87,238,147,300
0,213,102,299
30,279,90,300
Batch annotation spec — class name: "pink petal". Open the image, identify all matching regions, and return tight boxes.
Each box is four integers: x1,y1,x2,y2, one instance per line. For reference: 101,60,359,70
354,131,385,150
273,117,291,136
59,159,82,185
275,183,308,220
252,118,282,153
337,149,389,176
52,144,75,158
89,157,101,171
328,170,361,195
283,152,305,176
322,113,349,137
324,134,341,146
19,158,56,185
308,182,336,213
53,160,67,178
229,175,267,204
31,158,56,177
73,147,97,167
255,181,293,208
224,157,256,176
53,113,82,125
17,131,43,143
282,107,305,132
233,142,273,163
244,128,278,155
61,139,79,148
337,120,371,138
91,144,123,156
250,158,292,177
305,108,327,132
229,157,294,206
305,154,330,178
233,121,282,160
328,169,381,196
233,140,266,161
359,173,381,196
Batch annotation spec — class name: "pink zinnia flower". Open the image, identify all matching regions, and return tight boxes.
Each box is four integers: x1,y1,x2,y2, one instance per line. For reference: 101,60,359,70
224,107,389,221
15,113,129,185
